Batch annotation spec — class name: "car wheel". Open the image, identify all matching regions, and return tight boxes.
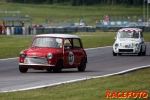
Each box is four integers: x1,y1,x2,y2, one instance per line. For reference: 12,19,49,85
142,47,146,56
19,65,28,73
138,47,142,56
78,58,86,72
53,60,62,73
113,50,117,56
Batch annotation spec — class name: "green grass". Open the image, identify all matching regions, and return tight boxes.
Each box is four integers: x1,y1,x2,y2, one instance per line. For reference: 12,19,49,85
1,31,150,59
0,36,33,59
0,67,150,100
0,2,150,100
0,2,144,25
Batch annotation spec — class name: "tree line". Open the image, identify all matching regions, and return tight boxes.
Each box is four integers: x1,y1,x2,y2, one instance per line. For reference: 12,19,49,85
7,0,144,6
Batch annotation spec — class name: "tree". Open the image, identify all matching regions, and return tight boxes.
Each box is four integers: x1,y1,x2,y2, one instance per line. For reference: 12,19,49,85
9,0,144,6
46,0,53,4
71,0,76,6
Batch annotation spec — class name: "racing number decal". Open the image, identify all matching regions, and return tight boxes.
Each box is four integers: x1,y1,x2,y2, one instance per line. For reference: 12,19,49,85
68,52,74,65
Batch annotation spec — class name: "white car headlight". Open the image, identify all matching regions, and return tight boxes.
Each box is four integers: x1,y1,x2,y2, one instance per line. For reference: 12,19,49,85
47,53,53,59
20,51,26,58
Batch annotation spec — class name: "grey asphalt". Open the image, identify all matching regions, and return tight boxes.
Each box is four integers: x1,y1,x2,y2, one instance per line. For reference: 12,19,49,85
0,44,150,92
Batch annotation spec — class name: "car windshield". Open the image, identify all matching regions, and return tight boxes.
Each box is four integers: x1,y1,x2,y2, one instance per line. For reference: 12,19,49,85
32,37,62,48
118,31,139,38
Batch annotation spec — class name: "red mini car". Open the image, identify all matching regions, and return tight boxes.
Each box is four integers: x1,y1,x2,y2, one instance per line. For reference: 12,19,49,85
19,34,87,73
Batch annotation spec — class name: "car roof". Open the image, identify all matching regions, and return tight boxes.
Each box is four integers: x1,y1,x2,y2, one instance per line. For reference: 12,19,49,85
36,34,80,38
118,28,142,32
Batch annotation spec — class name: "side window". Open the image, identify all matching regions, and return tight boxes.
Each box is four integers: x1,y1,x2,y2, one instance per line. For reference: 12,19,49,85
73,39,81,49
56,38,63,48
64,39,73,49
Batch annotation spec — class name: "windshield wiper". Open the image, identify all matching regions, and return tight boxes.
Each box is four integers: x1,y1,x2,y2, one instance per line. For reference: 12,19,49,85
32,45,39,47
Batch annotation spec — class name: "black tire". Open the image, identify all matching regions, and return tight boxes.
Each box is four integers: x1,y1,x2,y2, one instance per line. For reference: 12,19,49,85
113,50,117,56
78,58,86,72
142,47,146,56
53,60,62,73
19,65,28,73
138,47,142,56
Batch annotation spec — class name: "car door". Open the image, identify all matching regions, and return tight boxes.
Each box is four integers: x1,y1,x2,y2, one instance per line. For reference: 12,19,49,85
72,38,83,66
63,38,75,67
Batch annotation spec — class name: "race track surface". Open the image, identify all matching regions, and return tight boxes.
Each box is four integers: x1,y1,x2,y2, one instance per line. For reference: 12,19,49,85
0,43,150,92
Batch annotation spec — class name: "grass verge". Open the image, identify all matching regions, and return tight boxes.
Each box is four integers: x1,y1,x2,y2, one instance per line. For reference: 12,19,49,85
0,3,144,25
0,67,150,100
0,31,150,59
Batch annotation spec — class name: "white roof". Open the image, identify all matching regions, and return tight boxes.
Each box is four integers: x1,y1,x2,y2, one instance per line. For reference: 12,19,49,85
118,28,142,32
36,34,79,38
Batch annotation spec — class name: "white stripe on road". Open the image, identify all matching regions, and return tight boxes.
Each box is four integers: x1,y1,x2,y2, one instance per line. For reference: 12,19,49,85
0,57,18,61
1,65,150,93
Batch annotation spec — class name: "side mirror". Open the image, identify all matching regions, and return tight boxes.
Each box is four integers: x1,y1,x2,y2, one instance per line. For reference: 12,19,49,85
67,47,70,49
65,46,70,50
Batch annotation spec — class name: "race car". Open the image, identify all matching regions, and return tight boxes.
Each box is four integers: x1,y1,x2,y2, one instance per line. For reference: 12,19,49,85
113,28,146,56
33,24,42,27
19,34,87,73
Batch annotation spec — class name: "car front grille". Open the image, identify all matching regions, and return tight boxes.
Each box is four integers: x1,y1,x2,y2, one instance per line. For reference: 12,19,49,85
119,49,133,52
24,57,48,65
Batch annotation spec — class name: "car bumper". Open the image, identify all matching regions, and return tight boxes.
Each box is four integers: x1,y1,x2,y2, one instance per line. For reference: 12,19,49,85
113,47,140,54
19,63,55,69
19,63,55,66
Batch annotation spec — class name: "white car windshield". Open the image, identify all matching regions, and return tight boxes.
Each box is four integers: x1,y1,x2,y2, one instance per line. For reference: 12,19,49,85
32,37,62,48
118,31,139,38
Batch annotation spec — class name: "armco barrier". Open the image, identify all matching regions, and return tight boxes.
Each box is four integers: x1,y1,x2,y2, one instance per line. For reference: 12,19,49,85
65,27,76,32
33,27,43,35
11,27,15,35
55,27,65,33
2,26,96,35
36,27,43,34
99,26,150,32
43,27,49,34
77,27,96,32
88,27,96,32
22,27,26,35
14,27,19,34
6,27,11,35
77,27,87,32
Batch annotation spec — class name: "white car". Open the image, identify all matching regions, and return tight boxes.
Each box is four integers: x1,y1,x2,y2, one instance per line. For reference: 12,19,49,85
113,28,146,56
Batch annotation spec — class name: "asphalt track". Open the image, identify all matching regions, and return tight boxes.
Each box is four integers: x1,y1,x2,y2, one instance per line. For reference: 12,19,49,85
0,44,150,92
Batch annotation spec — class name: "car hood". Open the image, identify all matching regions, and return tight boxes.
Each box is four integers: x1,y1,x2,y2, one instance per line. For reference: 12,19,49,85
26,47,60,57
117,38,140,43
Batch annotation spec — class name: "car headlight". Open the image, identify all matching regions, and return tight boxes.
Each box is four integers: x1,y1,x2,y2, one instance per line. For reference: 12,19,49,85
20,51,26,58
47,53,53,59
135,43,139,47
115,43,119,47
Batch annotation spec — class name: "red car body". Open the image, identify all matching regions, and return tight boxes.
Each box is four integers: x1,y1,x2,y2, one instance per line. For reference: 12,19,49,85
33,24,42,27
19,34,87,73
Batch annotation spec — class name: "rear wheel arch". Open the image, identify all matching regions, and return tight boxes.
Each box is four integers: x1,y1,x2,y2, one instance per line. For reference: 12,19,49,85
78,57,87,72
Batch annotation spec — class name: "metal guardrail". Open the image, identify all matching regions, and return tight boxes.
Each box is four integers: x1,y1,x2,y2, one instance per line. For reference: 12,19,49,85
0,26,96,35
96,26,150,32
